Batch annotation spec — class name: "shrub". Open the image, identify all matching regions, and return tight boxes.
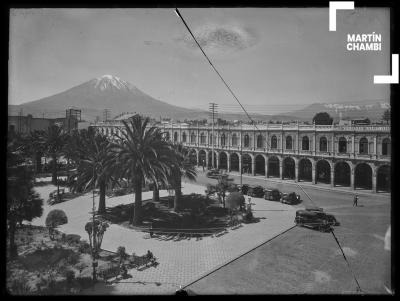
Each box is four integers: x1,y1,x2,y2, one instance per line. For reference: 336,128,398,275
98,263,120,281
78,241,91,254
76,276,93,289
64,270,75,284
65,234,81,245
117,246,128,264
66,252,80,265
45,210,68,240
226,192,245,211
8,277,33,295
241,184,250,195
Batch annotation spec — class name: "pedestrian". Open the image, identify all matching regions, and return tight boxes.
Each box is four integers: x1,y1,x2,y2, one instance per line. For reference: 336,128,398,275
353,194,358,207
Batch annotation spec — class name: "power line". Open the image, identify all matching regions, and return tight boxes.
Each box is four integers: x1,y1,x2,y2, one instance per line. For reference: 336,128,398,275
174,8,260,131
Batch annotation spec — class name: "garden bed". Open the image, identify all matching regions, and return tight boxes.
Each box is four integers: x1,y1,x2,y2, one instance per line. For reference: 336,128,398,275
100,193,239,236
6,224,157,295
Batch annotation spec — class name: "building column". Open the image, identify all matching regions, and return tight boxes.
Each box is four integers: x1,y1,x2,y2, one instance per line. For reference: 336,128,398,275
265,158,269,178
216,153,220,169
280,161,283,179
295,161,299,182
330,166,335,187
372,168,377,193
251,157,255,176
238,154,242,174
205,151,209,169
227,153,231,172
196,151,199,166
350,166,355,190
312,164,316,184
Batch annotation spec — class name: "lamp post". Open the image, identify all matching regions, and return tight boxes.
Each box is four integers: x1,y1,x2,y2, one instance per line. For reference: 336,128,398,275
90,163,99,283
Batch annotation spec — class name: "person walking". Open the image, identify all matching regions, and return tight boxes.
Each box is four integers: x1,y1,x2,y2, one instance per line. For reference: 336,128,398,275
353,194,358,207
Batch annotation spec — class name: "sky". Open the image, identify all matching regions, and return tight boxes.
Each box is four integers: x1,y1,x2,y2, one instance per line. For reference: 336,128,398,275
9,8,390,114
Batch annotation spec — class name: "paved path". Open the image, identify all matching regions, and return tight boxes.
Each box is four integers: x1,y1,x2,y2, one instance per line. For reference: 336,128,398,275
31,178,296,295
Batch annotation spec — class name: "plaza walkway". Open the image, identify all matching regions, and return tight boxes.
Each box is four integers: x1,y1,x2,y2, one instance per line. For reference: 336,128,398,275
31,178,296,295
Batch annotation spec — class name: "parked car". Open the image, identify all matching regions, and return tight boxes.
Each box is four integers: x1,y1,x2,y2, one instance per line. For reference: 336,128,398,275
295,208,339,232
206,169,221,179
264,189,281,202
248,185,265,198
280,192,301,204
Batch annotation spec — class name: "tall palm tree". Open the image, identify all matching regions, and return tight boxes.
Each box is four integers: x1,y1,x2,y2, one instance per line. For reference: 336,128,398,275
39,125,66,185
168,144,197,212
63,129,82,180
70,128,117,214
108,115,171,225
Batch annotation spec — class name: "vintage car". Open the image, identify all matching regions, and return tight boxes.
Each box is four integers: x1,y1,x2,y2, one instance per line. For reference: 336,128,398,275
247,185,265,198
205,169,222,179
280,192,301,204
295,207,339,231
264,189,282,202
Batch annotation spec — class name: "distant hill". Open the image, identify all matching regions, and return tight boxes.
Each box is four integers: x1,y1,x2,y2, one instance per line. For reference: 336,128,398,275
282,100,390,122
9,75,388,123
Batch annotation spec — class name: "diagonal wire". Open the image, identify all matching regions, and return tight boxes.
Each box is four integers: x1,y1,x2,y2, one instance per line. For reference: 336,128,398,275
174,8,259,131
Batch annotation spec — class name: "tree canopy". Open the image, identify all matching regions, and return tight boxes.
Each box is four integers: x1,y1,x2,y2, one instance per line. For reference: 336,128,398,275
312,112,333,125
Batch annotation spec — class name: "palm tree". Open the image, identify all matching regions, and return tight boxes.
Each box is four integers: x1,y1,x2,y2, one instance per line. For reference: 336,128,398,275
70,128,117,214
168,144,197,212
39,125,66,186
108,115,171,225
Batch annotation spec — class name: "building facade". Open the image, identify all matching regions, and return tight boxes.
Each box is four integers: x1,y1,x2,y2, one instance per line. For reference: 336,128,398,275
91,121,391,193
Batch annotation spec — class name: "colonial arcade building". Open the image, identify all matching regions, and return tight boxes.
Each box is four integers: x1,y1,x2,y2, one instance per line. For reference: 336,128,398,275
91,121,391,193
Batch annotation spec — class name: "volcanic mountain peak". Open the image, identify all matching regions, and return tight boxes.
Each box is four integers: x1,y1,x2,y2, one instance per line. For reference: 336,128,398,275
90,74,135,92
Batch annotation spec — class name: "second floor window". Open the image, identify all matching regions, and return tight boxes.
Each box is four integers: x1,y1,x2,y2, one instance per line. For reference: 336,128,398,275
339,137,347,153
221,134,226,146
319,137,327,152
257,135,263,148
244,134,250,147
302,136,309,150
382,138,390,156
359,137,368,154
190,133,196,143
182,132,186,142
200,133,206,144
232,134,238,146
286,136,292,150
174,132,178,142
271,135,277,149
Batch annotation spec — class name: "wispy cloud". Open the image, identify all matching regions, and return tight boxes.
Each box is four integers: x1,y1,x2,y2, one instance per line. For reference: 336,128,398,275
177,23,258,55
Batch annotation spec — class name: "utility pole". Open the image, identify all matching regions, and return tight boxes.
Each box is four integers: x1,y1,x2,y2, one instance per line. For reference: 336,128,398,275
209,102,218,169
103,109,111,122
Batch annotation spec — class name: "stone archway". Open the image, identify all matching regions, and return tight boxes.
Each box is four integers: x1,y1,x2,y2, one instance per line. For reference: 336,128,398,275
188,149,197,165
198,150,207,168
316,160,331,184
299,158,312,182
377,165,390,192
255,155,265,175
334,161,351,187
208,151,217,168
219,152,228,170
230,153,239,172
242,154,252,174
268,156,280,177
354,163,372,190
283,157,295,180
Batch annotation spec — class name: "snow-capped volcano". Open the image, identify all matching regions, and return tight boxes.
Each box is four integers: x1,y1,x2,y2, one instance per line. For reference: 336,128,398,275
91,75,136,92
8,75,206,121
